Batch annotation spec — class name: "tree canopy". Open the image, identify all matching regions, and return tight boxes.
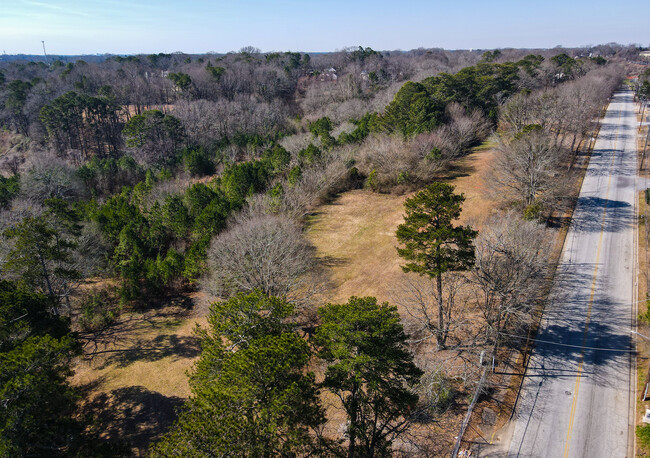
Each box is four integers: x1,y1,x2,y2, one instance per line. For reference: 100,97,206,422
378,58,543,137
315,296,422,457
0,281,81,456
152,292,325,456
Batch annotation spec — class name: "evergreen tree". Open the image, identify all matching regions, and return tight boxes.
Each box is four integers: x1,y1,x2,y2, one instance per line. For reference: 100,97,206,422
0,281,81,456
4,199,83,313
315,296,422,457
396,183,477,348
152,293,325,456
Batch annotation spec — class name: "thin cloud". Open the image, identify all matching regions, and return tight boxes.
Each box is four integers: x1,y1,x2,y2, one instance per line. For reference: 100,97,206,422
18,0,96,18
99,0,157,10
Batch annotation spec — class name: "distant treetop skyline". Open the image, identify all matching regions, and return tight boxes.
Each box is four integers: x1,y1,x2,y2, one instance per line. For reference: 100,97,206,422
1,0,649,55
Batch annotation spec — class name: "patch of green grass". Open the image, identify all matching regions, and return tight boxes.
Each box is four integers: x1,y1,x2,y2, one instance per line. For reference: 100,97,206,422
639,296,650,324
158,318,184,330
637,424,650,451
472,140,495,152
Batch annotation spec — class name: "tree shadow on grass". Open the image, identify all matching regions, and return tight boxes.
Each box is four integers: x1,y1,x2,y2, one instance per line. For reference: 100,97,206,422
80,303,202,370
81,385,184,455
441,161,476,181
134,292,196,312
318,255,349,267
94,333,201,369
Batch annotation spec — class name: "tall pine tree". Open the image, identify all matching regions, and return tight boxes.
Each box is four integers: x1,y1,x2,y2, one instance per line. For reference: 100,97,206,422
396,183,477,349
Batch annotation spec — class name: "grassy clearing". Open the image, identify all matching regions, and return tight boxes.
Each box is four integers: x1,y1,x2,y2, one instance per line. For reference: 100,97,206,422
75,311,204,397
305,134,595,452
72,292,210,455
307,146,497,305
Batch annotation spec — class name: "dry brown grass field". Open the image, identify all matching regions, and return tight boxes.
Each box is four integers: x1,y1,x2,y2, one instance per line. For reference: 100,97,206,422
72,292,210,455
306,145,497,305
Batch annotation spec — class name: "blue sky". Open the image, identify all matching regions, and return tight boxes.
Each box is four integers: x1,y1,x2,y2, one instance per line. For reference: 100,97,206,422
1,0,648,55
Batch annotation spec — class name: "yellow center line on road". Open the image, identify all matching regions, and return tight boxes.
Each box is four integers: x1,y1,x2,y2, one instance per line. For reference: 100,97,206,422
562,107,622,458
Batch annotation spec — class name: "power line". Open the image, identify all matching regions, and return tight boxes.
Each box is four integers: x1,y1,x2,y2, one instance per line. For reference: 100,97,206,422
501,332,635,353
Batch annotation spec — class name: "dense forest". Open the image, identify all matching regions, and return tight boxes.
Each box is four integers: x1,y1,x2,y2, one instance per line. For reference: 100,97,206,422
0,43,632,455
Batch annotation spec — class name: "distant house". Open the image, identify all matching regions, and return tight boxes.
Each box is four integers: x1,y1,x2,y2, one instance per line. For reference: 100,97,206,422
640,51,650,60
318,67,338,82
144,70,170,80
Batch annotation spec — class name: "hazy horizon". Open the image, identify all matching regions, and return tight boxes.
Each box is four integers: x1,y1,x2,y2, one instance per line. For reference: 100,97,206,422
1,0,649,56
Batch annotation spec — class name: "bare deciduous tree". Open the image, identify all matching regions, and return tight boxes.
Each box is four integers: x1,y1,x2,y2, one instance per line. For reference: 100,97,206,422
20,151,86,203
174,97,288,149
279,146,354,217
471,211,550,358
392,273,471,351
499,92,536,134
357,134,422,189
204,213,319,306
443,103,491,155
491,128,562,207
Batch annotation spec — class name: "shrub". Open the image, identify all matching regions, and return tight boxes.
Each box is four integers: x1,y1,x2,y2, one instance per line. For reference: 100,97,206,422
416,371,456,417
182,147,215,176
287,166,302,187
298,144,321,164
365,169,379,192
0,174,19,209
78,291,118,332
523,202,542,221
262,144,291,172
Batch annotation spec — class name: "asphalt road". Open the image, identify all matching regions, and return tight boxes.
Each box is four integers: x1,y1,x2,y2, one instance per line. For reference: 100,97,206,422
500,89,638,457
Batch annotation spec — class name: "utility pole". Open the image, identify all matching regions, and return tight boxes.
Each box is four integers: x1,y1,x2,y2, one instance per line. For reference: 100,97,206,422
642,98,648,128
41,40,49,64
641,117,650,170
642,102,650,171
